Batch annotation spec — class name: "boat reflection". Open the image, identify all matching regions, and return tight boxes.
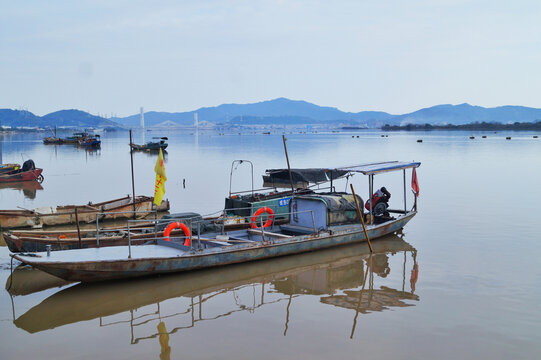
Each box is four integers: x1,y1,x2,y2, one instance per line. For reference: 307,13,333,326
5,265,73,296
13,234,419,341
0,180,43,199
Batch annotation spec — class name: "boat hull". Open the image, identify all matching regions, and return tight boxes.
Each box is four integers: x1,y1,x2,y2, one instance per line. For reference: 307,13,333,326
0,168,43,183
0,196,170,229
13,212,415,282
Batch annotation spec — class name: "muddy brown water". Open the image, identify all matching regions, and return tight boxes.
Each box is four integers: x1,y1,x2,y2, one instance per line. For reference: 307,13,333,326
1,130,540,359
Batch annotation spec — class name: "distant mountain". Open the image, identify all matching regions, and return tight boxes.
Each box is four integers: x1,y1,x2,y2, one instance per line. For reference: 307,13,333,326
2,99,541,129
42,110,119,128
112,98,394,127
0,109,122,129
0,109,43,127
390,103,541,126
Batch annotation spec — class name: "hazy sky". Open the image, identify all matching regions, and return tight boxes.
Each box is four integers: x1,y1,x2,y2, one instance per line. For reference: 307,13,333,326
1,0,540,116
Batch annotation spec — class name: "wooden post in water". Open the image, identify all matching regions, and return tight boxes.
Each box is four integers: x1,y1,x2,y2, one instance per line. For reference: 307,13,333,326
350,184,373,253
282,135,295,194
129,129,136,219
74,208,82,249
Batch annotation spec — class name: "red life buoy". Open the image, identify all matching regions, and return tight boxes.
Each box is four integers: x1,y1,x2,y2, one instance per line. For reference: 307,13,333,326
250,207,275,229
163,221,191,246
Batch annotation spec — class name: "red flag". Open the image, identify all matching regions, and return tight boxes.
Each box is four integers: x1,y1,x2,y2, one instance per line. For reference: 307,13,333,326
411,168,420,197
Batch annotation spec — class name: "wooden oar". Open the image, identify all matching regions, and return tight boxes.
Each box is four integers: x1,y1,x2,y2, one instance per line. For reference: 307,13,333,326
350,184,373,253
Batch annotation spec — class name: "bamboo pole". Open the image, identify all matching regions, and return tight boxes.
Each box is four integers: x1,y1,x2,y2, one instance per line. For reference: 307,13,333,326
74,208,82,249
282,135,295,194
350,184,373,253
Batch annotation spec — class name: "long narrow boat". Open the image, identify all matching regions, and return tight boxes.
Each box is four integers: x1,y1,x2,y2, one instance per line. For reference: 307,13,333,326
11,235,415,333
0,195,170,229
3,212,287,252
12,161,421,282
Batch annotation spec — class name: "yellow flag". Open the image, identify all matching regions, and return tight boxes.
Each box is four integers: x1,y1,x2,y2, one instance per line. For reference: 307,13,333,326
154,149,167,206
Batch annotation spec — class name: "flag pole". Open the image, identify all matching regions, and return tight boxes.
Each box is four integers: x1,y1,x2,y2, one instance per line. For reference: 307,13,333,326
129,129,136,218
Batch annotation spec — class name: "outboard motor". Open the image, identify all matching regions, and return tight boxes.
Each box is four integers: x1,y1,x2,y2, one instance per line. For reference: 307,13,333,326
21,159,36,172
365,187,391,215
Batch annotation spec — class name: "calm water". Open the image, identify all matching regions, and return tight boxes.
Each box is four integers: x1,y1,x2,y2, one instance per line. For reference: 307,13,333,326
1,130,540,359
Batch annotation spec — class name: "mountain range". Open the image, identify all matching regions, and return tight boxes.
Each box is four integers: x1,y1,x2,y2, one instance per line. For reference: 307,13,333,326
2,98,541,129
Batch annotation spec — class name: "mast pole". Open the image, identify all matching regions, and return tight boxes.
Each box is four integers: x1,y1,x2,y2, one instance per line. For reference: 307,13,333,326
129,129,136,218
282,135,295,194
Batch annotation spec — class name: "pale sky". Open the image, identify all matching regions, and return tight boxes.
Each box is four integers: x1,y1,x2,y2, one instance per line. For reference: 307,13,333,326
1,0,540,117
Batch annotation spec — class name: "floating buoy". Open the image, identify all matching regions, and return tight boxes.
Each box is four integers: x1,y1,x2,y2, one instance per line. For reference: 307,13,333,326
417,139,423,143
506,137,511,140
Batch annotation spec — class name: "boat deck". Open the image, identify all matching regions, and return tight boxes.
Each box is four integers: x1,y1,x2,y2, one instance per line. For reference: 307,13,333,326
17,245,187,263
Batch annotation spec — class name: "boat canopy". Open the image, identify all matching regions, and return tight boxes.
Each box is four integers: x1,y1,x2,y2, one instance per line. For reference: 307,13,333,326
263,168,349,188
264,161,420,188
333,161,421,175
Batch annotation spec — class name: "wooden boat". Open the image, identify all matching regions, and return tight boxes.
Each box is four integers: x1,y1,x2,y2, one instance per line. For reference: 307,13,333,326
43,137,63,144
0,168,43,183
12,161,421,282
0,195,170,229
130,137,168,151
11,235,415,333
3,211,287,252
43,126,63,144
61,131,88,144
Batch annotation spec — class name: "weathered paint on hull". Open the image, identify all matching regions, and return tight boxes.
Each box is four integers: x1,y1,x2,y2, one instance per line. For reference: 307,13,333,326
17,213,415,282
0,197,170,229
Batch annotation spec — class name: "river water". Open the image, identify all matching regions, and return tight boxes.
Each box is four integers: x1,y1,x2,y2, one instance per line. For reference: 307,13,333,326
0,130,540,359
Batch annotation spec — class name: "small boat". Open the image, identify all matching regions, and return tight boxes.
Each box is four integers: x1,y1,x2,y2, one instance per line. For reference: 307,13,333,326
12,161,421,282
78,134,101,147
130,137,168,151
43,137,63,144
43,126,63,144
3,211,286,252
0,160,43,183
0,195,170,229
62,131,88,144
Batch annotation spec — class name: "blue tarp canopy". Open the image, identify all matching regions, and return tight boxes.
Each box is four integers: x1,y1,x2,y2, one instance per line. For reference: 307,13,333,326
337,161,421,175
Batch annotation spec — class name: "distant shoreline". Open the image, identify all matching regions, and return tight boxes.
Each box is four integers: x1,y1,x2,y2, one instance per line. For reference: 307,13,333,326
381,121,541,131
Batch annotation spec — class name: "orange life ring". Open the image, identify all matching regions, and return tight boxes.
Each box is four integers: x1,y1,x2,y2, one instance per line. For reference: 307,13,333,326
250,207,274,229
163,221,191,246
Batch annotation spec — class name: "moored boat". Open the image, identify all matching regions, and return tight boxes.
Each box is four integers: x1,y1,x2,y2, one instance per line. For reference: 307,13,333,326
130,137,168,151
0,195,170,229
12,161,421,282
0,160,43,183
78,134,101,147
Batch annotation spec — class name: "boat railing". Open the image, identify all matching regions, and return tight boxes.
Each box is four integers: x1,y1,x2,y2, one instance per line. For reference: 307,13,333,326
95,210,158,246
122,208,319,259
